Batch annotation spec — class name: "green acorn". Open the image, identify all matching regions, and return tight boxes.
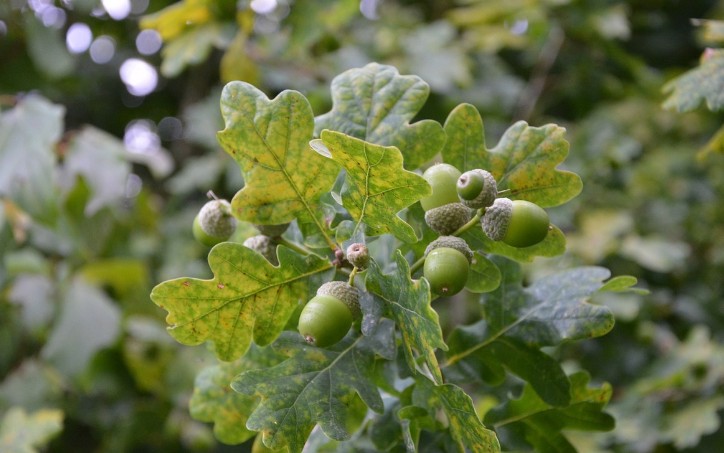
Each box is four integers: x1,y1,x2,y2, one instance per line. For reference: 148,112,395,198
243,235,279,265
457,169,498,209
419,163,462,212
298,281,361,347
481,198,550,248
192,199,237,247
425,236,473,262
254,223,290,238
346,243,370,270
424,247,470,296
424,202,472,235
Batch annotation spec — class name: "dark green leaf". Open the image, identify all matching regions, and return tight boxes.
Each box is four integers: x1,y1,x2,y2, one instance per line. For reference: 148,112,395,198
466,252,502,293
365,251,447,384
460,223,567,263
231,321,395,452
315,63,445,170
150,244,333,361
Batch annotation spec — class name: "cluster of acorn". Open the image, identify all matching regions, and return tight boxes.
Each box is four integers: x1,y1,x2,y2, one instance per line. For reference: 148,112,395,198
190,162,551,349
419,163,551,297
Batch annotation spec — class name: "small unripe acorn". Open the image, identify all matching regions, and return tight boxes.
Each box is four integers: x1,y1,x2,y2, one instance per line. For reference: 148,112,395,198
481,198,550,248
425,236,473,262
243,235,278,265
419,163,462,212
192,199,237,247
424,202,471,235
424,247,469,296
346,243,370,270
298,281,360,347
254,223,290,238
457,169,498,209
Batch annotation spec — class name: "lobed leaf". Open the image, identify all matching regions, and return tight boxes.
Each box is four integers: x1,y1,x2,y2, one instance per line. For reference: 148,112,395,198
662,49,724,112
413,378,500,453
442,104,582,207
189,345,285,445
315,63,445,170
231,322,395,452
314,130,431,243
150,244,332,361
217,82,340,245
365,251,447,384
460,224,567,263
466,252,502,293
0,407,63,453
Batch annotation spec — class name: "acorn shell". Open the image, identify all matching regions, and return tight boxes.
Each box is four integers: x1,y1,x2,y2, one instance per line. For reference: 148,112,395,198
419,163,462,212
254,223,290,237
298,295,353,347
423,247,470,296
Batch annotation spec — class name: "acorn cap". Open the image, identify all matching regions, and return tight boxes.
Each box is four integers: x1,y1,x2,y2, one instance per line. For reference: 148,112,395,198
254,223,290,238
346,243,370,269
243,235,279,265
198,199,237,238
425,236,473,263
316,281,361,319
481,197,513,241
457,169,498,209
424,202,472,235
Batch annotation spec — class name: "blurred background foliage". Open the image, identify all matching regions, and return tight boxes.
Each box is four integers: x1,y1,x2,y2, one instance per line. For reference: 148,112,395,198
1,0,723,451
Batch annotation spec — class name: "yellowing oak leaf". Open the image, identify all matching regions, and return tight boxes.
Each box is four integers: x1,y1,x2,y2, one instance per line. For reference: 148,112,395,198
313,130,431,243
150,244,332,361
217,82,340,246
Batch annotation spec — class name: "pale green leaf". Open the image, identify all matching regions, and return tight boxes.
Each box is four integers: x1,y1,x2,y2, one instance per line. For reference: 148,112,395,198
150,244,333,361
160,23,231,78
316,130,431,243
663,49,724,112
41,277,121,377
0,94,63,224
217,82,340,244
442,104,582,207
315,63,445,170
664,396,724,449
365,251,447,384
0,407,63,453
231,322,395,453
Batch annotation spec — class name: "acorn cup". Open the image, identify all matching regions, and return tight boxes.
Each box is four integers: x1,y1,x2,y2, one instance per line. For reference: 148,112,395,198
456,169,498,209
192,199,237,247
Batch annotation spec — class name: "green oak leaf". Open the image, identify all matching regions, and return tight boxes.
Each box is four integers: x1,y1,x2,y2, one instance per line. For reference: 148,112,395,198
0,407,63,453
365,250,447,384
313,130,431,243
483,257,615,346
484,372,614,453
217,82,340,243
460,224,566,263
315,63,445,170
446,328,571,407
663,49,724,112
442,103,582,207
231,321,395,453
189,345,285,445
413,378,500,453
150,243,332,361
466,252,502,293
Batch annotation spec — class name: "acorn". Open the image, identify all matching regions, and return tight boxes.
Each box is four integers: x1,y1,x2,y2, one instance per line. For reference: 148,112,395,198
298,281,361,347
243,235,279,265
424,247,470,296
424,202,472,235
192,199,237,247
481,198,550,248
419,163,462,212
346,243,370,270
425,236,474,262
456,169,497,209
